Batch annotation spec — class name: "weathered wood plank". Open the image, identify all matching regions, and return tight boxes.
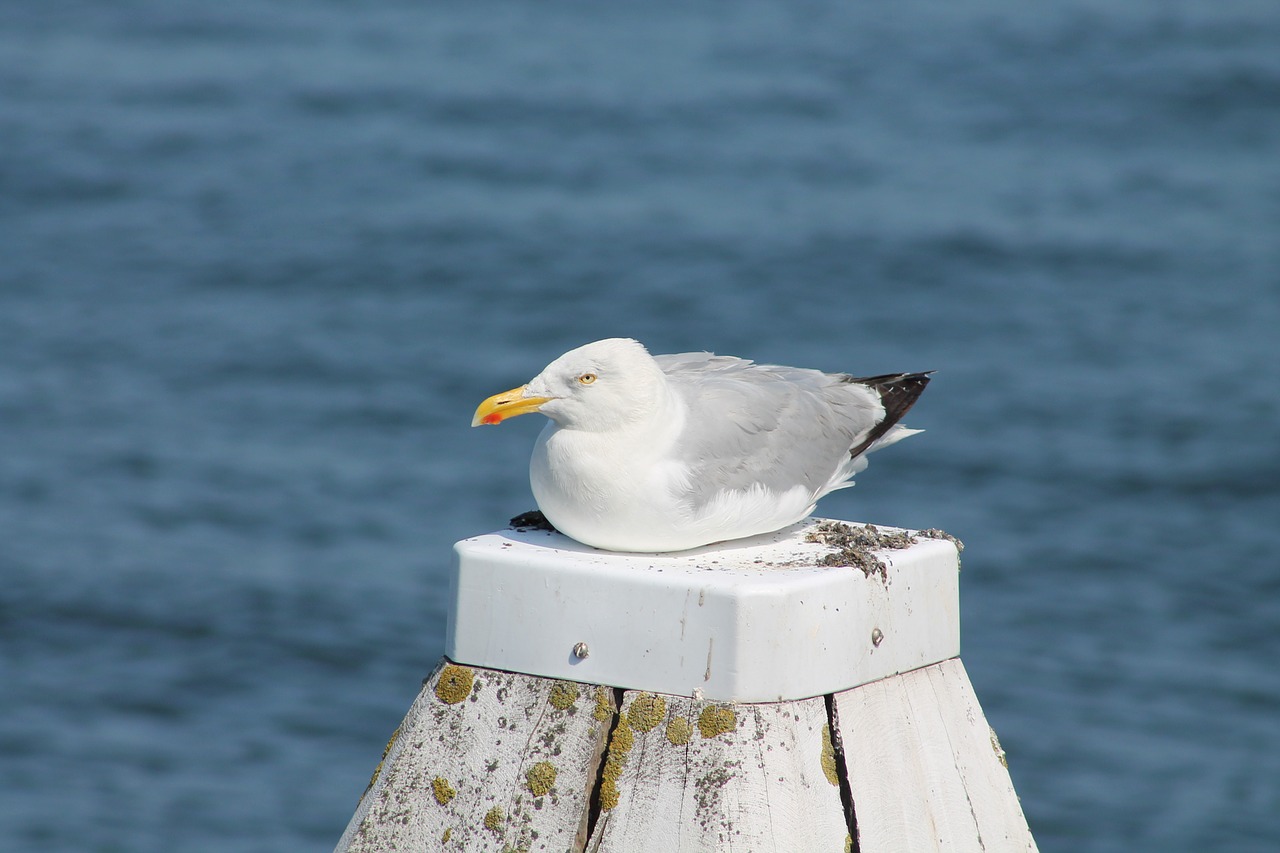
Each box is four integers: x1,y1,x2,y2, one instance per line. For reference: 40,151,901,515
336,659,614,853
833,658,1037,853
587,691,850,852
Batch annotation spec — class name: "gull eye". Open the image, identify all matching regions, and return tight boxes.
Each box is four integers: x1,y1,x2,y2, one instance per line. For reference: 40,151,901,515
577,373,597,385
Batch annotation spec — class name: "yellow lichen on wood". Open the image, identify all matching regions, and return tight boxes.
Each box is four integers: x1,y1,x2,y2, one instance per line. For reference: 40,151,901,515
665,717,692,746
548,682,579,711
431,776,456,805
599,780,621,811
820,724,840,787
593,687,614,722
697,705,737,739
362,724,401,797
442,828,452,844
483,806,503,833
526,761,558,797
611,717,634,754
627,693,667,732
434,664,475,705
598,717,635,810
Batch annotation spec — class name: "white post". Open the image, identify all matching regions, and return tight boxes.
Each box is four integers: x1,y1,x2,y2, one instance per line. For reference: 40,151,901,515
335,519,1037,852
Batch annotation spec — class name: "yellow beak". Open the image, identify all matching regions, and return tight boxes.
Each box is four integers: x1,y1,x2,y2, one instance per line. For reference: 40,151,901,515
471,385,555,427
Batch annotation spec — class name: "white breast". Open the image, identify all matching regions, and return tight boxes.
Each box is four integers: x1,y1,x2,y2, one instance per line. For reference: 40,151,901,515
529,413,821,553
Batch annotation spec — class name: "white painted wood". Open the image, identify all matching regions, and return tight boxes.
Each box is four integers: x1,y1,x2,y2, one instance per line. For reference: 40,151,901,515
335,660,613,853
833,659,1038,853
337,527,1040,853
588,691,850,852
448,518,959,702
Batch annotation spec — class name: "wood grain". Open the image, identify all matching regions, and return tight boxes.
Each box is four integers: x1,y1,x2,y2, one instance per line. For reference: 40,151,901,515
833,658,1037,852
336,660,613,852
588,691,850,852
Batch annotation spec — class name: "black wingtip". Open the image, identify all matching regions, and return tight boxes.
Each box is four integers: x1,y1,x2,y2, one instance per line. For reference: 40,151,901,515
845,371,933,459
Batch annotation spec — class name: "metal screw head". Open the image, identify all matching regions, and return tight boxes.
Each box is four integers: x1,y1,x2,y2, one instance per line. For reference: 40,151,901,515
572,642,590,659
871,627,884,647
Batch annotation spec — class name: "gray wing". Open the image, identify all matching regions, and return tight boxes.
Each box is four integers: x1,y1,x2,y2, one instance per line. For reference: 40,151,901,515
653,352,887,505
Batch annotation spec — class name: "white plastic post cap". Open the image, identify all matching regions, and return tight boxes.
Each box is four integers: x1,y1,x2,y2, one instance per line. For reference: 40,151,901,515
445,518,960,702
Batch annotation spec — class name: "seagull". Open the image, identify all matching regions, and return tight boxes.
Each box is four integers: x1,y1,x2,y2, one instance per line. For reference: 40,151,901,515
472,338,930,553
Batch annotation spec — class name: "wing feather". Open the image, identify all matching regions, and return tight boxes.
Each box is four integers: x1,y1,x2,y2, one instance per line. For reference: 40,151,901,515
653,353,896,508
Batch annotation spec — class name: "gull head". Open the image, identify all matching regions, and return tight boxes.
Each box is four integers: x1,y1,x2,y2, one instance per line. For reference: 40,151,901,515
472,338,667,431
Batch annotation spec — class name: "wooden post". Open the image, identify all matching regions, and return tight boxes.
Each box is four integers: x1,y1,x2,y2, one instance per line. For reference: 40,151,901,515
334,519,1037,852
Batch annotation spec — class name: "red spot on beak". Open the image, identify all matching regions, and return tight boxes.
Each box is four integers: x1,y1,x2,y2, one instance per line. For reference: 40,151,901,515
481,412,503,425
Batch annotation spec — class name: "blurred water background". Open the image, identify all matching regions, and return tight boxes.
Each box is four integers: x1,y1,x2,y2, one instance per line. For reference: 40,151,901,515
2,1,1279,850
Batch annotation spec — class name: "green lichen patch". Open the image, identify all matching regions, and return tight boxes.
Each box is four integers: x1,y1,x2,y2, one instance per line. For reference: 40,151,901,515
442,828,452,844
665,717,692,746
845,832,853,852
599,717,635,811
697,705,737,739
431,776,457,805
548,682,579,711
434,665,475,705
526,761,557,797
537,719,569,756
820,724,840,787
593,687,615,722
484,806,504,833
627,693,667,732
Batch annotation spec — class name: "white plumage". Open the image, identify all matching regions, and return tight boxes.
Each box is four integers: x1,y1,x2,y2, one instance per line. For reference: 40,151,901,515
473,338,930,552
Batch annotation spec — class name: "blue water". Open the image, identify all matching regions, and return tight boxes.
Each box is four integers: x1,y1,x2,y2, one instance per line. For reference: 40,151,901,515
3,2,1278,850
